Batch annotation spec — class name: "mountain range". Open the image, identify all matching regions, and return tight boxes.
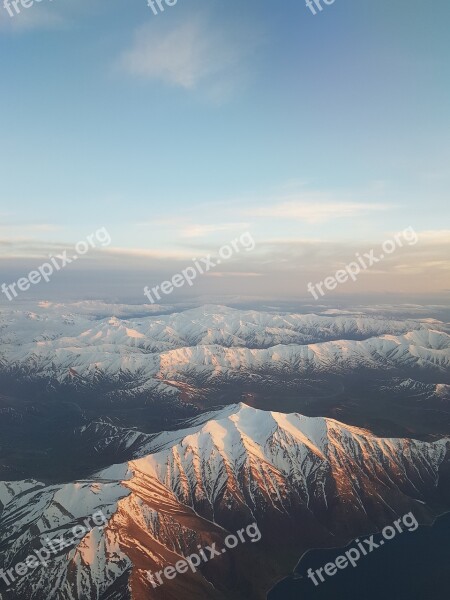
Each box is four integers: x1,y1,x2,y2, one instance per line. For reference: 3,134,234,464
1,302,449,599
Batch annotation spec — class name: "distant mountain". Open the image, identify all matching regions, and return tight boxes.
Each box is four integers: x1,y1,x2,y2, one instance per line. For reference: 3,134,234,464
1,404,449,600
1,305,449,396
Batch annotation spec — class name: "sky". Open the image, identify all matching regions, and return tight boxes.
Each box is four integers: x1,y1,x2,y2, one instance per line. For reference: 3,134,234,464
0,0,449,305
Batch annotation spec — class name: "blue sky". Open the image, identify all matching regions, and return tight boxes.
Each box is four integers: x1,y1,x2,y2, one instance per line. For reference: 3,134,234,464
0,0,449,303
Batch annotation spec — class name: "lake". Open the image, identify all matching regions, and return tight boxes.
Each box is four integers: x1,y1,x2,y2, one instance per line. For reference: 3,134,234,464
268,512,450,600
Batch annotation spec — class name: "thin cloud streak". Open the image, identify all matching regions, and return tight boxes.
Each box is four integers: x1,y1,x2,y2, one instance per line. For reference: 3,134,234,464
244,200,392,223
181,223,250,238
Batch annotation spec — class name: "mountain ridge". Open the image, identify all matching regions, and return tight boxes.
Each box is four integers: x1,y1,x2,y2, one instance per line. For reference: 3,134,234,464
1,403,449,600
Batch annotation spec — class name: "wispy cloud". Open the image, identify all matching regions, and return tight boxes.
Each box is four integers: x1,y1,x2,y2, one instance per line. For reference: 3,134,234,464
118,17,260,100
0,0,100,32
134,218,251,244
0,223,63,240
246,199,391,223
181,222,250,238
207,271,262,278
0,5,64,31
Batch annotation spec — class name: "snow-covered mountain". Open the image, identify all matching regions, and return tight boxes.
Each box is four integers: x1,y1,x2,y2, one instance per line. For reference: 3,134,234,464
1,302,449,482
1,304,449,397
1,404,449,600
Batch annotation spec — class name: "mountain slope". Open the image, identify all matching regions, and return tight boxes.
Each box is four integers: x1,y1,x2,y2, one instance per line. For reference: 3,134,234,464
1,404,449,600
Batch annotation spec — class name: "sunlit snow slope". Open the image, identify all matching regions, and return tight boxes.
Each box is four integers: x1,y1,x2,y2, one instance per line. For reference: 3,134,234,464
1,404,449,600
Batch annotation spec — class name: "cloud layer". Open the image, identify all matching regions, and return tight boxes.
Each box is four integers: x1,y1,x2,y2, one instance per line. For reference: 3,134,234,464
1,229,449,303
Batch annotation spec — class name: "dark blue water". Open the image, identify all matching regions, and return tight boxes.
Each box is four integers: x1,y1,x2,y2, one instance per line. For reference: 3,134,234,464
268,512,450,600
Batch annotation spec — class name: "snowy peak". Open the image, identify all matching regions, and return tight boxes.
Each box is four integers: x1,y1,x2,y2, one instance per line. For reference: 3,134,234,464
1,405,449,600
125,404,449,512
1,305,448,399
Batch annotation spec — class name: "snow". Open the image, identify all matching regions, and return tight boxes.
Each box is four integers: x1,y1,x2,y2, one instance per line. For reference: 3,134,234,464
1,401,449,600
0,305,448,397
